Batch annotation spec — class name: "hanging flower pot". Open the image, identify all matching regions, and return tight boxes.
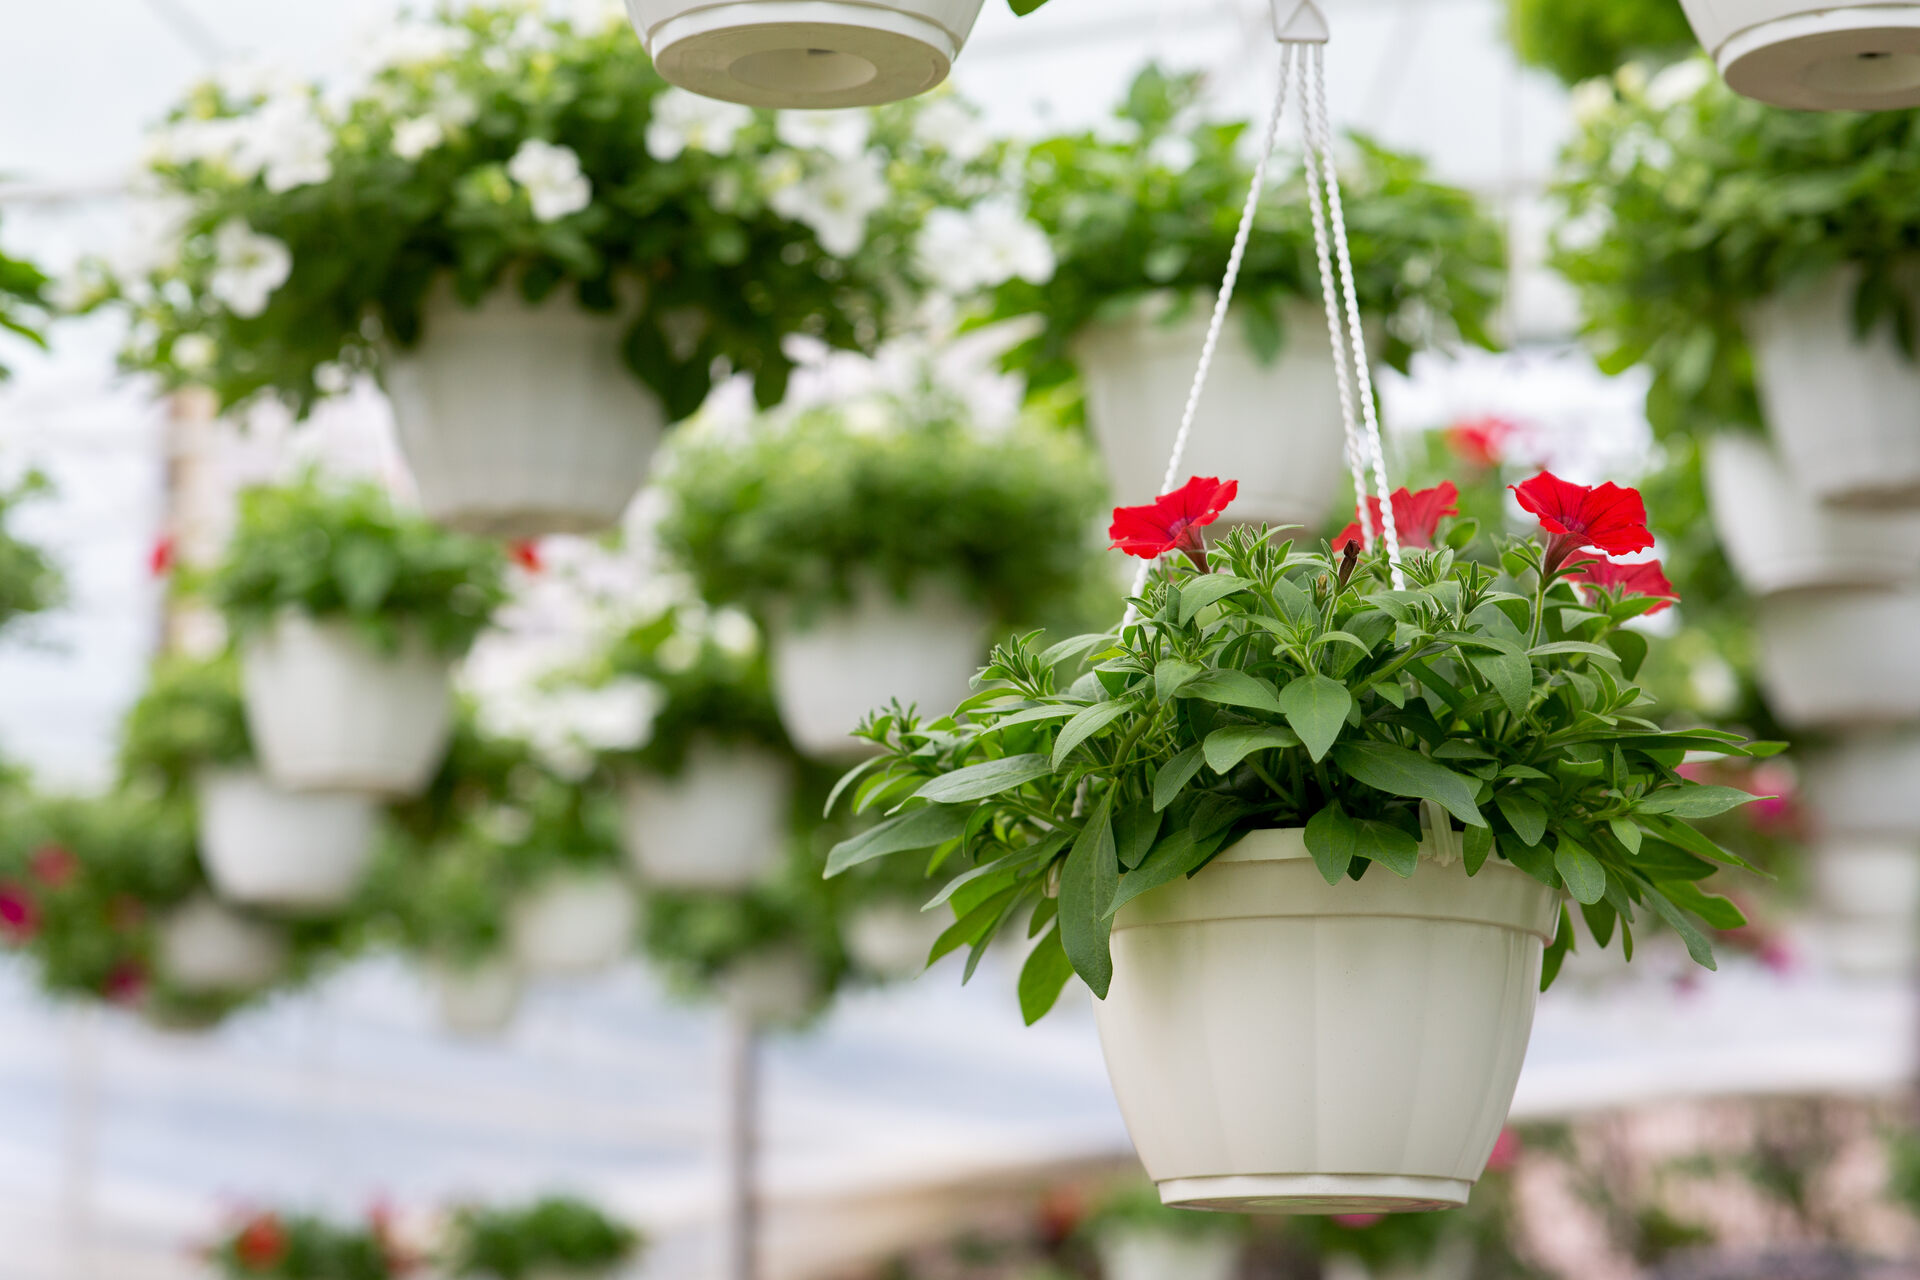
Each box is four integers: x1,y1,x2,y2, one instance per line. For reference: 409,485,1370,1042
626,0,988,109
1705,434,1920,596
719,946,821,1027
1746,270,1920,510
620,742,794,890
769,582,988,759
1678,1,1920,110
430,956,524,1037
1755,588,1920,728
1803,730,1920,836
1073,302,1359,527
1094,829,1558,1213
842,900,946,980
384,285,666,539
240,614,456,797
1809,835,1920,977
1095,1230,1243,1280
195,768,379,912
156,897,288,995
509,870,638,977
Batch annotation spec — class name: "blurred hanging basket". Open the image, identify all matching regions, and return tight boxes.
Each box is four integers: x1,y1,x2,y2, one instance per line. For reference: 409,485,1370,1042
1803,729,1920,838
430,956,525,1037
156,897,289,995
195,768,379,912
619,742,794,891
1807,835,1920,976
625,0,988,109
1679,0,1920,110
1755,587,1920,728
508,869,639,977
385,285,665,539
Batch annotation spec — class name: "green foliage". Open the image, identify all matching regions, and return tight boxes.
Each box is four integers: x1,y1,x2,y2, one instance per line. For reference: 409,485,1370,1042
1079,1182,1248,1243
447,1197,642,1279
992,66,1505,391
657,394,1105,627
1553,61,1920,439
0,470,63,631
1505,0,1697,86
831,515,1769,1020
0,225,49,380
209,1212,399,1280
118,655,253,794
210,474,505,656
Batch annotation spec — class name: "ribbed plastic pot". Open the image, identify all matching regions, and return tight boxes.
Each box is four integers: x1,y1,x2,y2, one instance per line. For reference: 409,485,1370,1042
1746,270,1920,509
720,947,820,1028
431,957,524,1037
626,0,987,108
156,897,288,995
1705,434,1920,596
769,582,987,760
1755,589,1920,729
509,870,638,977
1094,828,1559,1214
1803,730,1920,836
1679,0,1920,110
196,767,379,912
1095,1229,1242,1280
1810,835,1920,976
619,742,794,890
385,286,664,539
1073,302,1356,528
240,614,454,798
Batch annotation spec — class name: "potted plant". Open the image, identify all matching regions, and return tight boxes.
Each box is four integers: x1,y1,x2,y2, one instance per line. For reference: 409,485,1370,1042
988,66,1503,528
1555,64,1920,510
208,1210,406,1280
380,824,527,1035
1079,1183,1246,1280
1503,0,1699,86
444,1196,643,1280
499,772,637,979
1754,587,1920,728
655,345,1105,758
827,472,1766,1211
211,475,505,797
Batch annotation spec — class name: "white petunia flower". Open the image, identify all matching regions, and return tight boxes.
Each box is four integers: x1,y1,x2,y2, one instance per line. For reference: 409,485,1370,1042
711,607,759,659
313,362,354,396
392,116,445,161
429,76,480,128
913,97,988,162
1647,59,1713,110
143,117,248,172
507,139,593,222
768,152,887,257
914,198,1055,295
646,88,755,161
1146,132,1197,173
655,632,702,674
775,110,870,160
368,21,470,72
172,333,217,371
1569,78,1616,127
237,96,335,193
207,221,292,318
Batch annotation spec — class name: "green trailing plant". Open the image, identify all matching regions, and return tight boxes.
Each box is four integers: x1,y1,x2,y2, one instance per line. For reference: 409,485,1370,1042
0,227,48,380
988,65,1505,394
1505,0,1697,86
446,1196,642,1279
118,654,253,795
209,1211,402,1280
211,474,506,656
828,473,1772,1022
0,470,63,631
1552,60,1920,440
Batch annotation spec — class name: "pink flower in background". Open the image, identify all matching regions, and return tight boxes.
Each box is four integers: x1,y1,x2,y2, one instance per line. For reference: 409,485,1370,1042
1446,415,1517,469
104,960,147,1005
149,534,176,577
1485,1127,1523,1173
30,844,78,888
0,883,37,942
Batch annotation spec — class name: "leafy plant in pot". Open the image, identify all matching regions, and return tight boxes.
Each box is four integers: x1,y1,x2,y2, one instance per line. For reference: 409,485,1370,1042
1503,0,1698,86
827,472,1769,1213
497,773,638,979
207,1209,407,1280
989,65,1503,529
444,1195,643,1280
211,475,505,797
656,345,1105,759
378,822,527,1036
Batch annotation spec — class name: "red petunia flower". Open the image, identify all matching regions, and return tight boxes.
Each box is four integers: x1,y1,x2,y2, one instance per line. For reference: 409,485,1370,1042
234,1213,289,1271
149,535,175,578
1567,556,1678,614
1446,415,1517,470
30,844,78,888
508,540,543,573
1334,482,1460,553
1109,476,1239,571
1485,1127,1523,1173
0,883,37,943
1512,471,1654,576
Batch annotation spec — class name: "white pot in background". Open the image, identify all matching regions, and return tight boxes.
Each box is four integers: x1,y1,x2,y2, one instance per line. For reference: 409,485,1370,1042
1074,301,1357,529
1095,828,1558,1213
626,0,986,108
720,948,820,1028
1679,1,1920,110
1705,434,1920,596
431,957,524,1037
843,900,946,980
240,614,454,797
509,870,638,977
1809,836,1920,977
195,767,378,912
156,898,288,994
1803,730,1920,836
385,285,664,539
620,743,793,891
1747,270,1920,509
769,582,987,760
1095,1228,1242,1280
1755,588,1920,729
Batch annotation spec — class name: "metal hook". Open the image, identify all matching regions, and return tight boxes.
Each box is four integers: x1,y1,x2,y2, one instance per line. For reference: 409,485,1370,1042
1272,0,1329,43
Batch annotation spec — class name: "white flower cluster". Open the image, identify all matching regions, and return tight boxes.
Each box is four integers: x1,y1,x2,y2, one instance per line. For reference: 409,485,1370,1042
145,89,335,194
914,197,1055,297
208,220,292,318
507,140,592,222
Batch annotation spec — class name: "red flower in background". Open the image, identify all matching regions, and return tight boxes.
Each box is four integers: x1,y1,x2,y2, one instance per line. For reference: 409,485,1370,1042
1485,1127,1523,1173
1109,476,1239,571
508,540,543,573
104,960,147,1006
30,844,78,888
1034,1185,1087,1246
1332,1214,1386,1229
233,1213,289,1271
0,883,37,943
148,535,175,578
1446,415,1517,470
1511,471,1654,575
1567,556,1678,614
1335,482,1460,552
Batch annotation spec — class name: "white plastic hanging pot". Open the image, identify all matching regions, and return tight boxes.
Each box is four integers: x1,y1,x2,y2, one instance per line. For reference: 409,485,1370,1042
719,946,821,1027
509,869,638,977
1705,434,1920,596
619,742,794,890
195,767,379,912
385,284,665,539
769,581,987,760
626,0,986,109
1095,1229,1242,1280
842,900,946,979
1074,301,1358,529
240,614,454,797
1679,0,1920,110
156,897,288,994
1755,588,1920,729
1809,835,1920,977
1746,270,1920,509
430,957,524,1037
1094,828,1558,1213
1803,730,1920,836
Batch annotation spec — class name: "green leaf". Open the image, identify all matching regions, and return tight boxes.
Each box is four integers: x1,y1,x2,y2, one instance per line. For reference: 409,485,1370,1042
333,536,398,613
1152,744,1206,812
1541,906,1575,991
914,754,1053,803
1304,803,1357,885
1463,824,1492,876
1114,804,1162,871
1606,628,1649,680
980,705,1082,734
1641,815,1765,874
1331,742,1486,827
1154,658,1202,702
1641,883,1718,970
1609,816,1642,854
1058,793,1117,998
1202,723,1301,774
1528,641,1619,659
1051,699,1134,769
1017,925,1075,1024
1637,785,1758,819
1278,674,1351,762
826,805,971,876
922,828,1071,911
1495,791,1547,847
825,754,888,817
1629,837,1717,881
1040,633,1110,668
1107,825,1228,916
1176,669,1285,714
1177,575,1254,623
1555,837,1607,905
1467,650,1532,717
1580,899,1617,948
1660,878,1748,931
929,886,1019,964
1355,819,1420,878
